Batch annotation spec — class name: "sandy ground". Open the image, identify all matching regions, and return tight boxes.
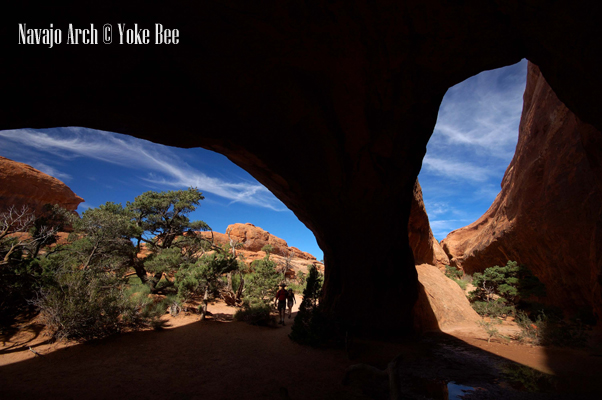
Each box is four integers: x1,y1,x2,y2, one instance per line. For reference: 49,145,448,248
2,296,602,399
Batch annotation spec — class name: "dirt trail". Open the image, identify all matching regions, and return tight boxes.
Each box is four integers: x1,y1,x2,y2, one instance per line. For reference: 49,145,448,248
2,298,602,399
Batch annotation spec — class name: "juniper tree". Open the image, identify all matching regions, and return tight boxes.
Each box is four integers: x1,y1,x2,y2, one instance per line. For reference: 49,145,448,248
126,188,214,292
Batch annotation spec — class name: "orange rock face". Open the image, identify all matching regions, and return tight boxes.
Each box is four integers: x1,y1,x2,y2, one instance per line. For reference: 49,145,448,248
409,181,450,269
0,157,84,215
200,223,323,278
441,63,602,318
412,264,481,332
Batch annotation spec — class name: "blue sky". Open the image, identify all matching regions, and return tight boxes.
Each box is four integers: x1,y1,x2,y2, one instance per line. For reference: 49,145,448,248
0,59,527,259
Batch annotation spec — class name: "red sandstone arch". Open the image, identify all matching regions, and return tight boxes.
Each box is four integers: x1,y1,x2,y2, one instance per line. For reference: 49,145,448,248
3,1,601,335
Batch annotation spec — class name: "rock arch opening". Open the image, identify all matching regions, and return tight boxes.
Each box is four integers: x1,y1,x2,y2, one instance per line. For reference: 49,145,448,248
0,127,324,264
420,60,602,322
4,1,602,337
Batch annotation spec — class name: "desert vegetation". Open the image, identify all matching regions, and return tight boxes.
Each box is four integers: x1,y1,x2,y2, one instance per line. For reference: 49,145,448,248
0,188,311,341
448,260,596,347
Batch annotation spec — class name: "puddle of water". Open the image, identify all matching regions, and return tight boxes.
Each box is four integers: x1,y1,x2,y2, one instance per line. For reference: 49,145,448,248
447,381,475,399
408,378,475,399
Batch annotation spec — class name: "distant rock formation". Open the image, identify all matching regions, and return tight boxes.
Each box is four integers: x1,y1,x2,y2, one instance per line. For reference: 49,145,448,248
0,156,84,215
441,63,602,318
200,223,323,278
409,180,449,268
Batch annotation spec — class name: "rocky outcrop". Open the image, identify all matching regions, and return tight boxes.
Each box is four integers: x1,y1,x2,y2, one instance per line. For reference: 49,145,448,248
442,63,602,318
0,157,84,215
4,1,602,335
200,223,323,278
412,264,481,332
409,181,449,269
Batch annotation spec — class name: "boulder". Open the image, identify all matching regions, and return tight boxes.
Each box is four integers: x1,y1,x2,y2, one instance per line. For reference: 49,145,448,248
441,63,602,318
412,264,481,332
0,156,84,215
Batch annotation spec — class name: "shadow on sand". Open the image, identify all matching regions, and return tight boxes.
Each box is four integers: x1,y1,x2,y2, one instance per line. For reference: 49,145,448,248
1,312,601,400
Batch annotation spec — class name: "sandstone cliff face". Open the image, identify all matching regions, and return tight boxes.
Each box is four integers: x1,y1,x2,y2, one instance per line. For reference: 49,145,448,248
412,264,481,333
441,63,602,318
0,157,84,215
201,223,323,278
409,181,450,269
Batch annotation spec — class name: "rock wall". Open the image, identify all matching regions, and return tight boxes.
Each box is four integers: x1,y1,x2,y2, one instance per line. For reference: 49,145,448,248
409,181,449,269
3,1,602,335
442,63,602,318
0,157,84,215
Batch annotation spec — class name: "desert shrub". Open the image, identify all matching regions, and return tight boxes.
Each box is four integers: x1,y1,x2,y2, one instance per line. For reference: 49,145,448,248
444,265,468,291
245,257,281,307
471,299,516,318
0,205,71,331
470,261,545,305
444,265,463,280
477,319,507,343
37,266,164,341
289,265,340,347
469,261,548,318
454,278,468,291
233,300,274,326
502,364,556,393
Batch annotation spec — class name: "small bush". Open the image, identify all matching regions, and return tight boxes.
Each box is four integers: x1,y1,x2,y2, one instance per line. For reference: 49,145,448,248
472,299,516,318
478,319,506,343
234,301,274,326
289,265,341,347
444,265,468,291
502,364,556,393
37,268,165,341
444,265,463,280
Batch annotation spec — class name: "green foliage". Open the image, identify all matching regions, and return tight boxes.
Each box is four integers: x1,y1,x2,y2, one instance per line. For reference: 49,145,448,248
0,205,71,330
526,311,589,348
126,188,209,249
444,265,463,280
289,265,334,347
444,265,468,290
471,299,516,318
174,252,239,302
468,261,547,318
69,203,137,274
469,261,520,305
261,244,274,257
297,270,307,287
1,188,233,339
502,364,556,393
245,257,281,307
36,265,164,341
515,310,543,344
233,302,274,326
477,319,507,343
469,261,546,306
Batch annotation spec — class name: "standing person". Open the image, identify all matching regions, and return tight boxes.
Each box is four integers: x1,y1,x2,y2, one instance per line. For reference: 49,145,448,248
287,288,296,319
274,283,288,325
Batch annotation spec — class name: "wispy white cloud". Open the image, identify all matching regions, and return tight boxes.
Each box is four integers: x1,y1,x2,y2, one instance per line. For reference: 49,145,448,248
422,155,493,182
429,219,473,239
419,59,528,239
0,127,286,211
424,59,527,179
28,162,72,181
78,202,93,210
